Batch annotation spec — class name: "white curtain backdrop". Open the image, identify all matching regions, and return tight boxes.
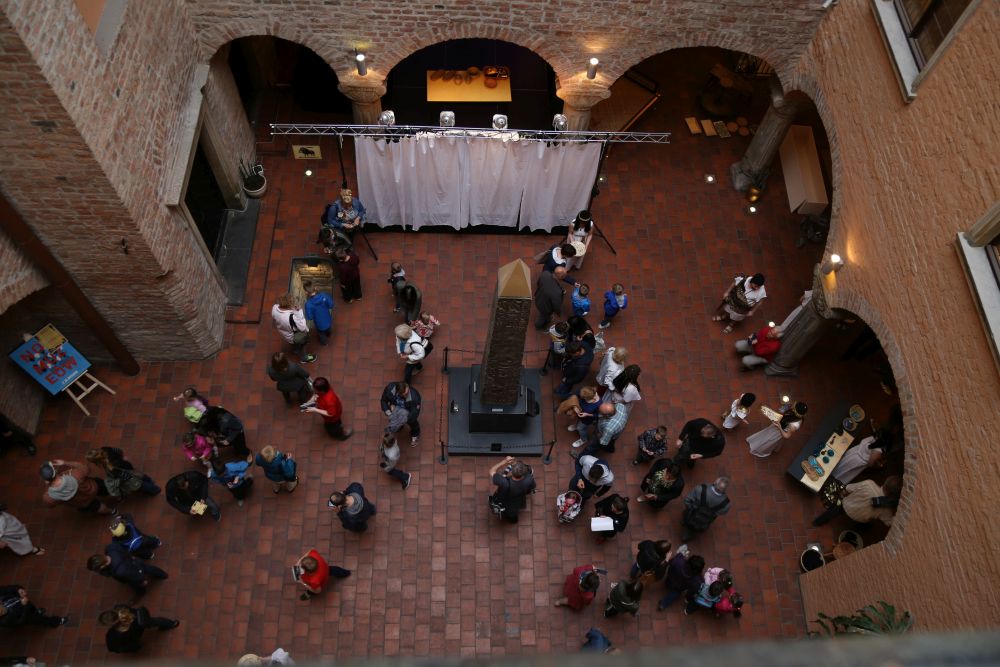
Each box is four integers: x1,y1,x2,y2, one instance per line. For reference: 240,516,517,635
355,135,601,231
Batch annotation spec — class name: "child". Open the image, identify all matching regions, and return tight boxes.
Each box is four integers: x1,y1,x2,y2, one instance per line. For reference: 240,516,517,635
721,393,756,430
633,425,669,466
409,312,440,339
302,279,335,346
181,431,215,466
388,262,406,313
548,321,570,368
572,284,591,317
378,432,412,489
599,283,628,329
172,386,209,424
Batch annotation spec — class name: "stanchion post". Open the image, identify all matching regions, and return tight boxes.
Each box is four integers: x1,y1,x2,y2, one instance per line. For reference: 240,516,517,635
438,439,448,465
539,348,551,376
442,346,450,374
542,439,556,465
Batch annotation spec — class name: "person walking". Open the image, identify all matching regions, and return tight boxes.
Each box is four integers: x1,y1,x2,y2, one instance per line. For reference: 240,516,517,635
0,507,43,556
534,266,577,330
553,564,602,611
380,381,422,447
87,542,169,594
398,283,422,323
638,458,685,509
208,455,254,507
109,513,161,560
657,549,706,610
334,247,363,303
488,456,536,524
378,433,412,490
569,454,614,502
199,406,252,461
713,272,767,334
681,477,731,540
39,459,114,515
593,494,629,543
328,483,376,533
673,418,726,468
101,605,179,653
629,539,672,581
604,579,643,618
303,377,354,440
302,279,335,346
180,431,215,467
254,446,299,494
86,448,160,499
267,352,313,406
633,425,669,466
164,471,221,521
721,393,756,431
564,210,594,270
294,549,351,600
747,401,807,458
0,585,67,628
271,293,315,363
394,324,428,384
599,283,628,330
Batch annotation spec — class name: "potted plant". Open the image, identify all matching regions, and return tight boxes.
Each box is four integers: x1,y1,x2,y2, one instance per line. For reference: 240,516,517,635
240,158,267,198
812,601,913,636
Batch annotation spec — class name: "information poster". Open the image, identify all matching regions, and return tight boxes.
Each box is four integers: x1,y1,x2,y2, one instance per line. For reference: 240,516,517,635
9,327,91,395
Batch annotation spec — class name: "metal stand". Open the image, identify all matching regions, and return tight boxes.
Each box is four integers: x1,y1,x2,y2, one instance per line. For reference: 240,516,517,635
438,439,448,465
586,140,618,256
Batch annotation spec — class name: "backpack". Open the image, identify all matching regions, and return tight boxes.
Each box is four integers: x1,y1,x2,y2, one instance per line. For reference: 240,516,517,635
417,337,434,355
686,485,728,532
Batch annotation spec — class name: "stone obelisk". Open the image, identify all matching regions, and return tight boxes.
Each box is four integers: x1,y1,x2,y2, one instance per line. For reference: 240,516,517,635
479,259,533,405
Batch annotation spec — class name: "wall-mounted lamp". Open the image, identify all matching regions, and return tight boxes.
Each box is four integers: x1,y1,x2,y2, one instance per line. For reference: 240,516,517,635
587,57,599,79
492,114,508,130
821,253,844,275
305,169,313,177
552,114,568,131
440,111,455,127
704,174,716,184
378,110,395,126
355,52,367,76
746,204,759,215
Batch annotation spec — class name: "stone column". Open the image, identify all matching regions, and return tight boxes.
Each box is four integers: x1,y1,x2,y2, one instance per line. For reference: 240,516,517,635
765,266,840,376
338,75,387,125
556,82,612,131
730,77,802,192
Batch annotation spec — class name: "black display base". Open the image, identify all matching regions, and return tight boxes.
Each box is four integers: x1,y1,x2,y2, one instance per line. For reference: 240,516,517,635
447,366,544,456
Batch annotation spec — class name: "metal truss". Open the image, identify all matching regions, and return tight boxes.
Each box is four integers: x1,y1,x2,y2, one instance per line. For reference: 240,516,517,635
270,123,671,144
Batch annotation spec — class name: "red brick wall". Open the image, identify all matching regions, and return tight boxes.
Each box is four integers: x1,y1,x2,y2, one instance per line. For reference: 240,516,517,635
794,2,1000,630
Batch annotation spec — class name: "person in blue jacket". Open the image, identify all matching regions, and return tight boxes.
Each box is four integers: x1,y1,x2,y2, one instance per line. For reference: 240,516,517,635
599,283,628,329
323,187,366,235
302,279,335,346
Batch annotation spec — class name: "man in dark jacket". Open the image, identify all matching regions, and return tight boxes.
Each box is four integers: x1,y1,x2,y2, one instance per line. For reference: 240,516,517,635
534,266,577,330
555,341,594,399
328,482,376,533
681,477,731,540
199,407,249,460
0,585,67,628
87,542,169,594
379,382,422,447
102,604,178,653
638,458,685,509
165,471,221,520
489,456,536,524
674,418,726,468
657,550,706,610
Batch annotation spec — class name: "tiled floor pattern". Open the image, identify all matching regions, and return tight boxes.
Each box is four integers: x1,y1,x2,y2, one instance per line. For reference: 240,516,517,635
0,49,894,663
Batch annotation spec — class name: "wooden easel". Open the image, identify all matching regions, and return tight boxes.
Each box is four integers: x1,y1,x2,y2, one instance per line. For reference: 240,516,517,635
64,372,116,416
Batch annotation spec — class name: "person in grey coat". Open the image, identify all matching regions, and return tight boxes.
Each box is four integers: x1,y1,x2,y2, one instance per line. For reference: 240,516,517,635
534,266,577,330
267,352,312,406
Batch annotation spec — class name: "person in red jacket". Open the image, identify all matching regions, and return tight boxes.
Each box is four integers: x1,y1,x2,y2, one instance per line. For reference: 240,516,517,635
553,564,602,611
734,324,782,370
303,378,353,440
294,549,350,600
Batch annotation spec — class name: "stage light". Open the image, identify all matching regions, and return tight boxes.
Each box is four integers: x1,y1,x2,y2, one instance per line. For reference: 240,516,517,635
552,114,568,131
587,57,599,79
440,111,455,127
378,110,395,126
492,114,508,130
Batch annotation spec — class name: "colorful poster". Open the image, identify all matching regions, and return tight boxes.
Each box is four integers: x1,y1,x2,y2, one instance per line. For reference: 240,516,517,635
9,336,91,395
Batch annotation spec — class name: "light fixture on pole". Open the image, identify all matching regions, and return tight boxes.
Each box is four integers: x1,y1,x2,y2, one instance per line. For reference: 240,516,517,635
439,111,455,127
552,114,568,131
587,57,599,79
492,114,508,130
355,52,367,76
822,253,844,275
378,110,395,126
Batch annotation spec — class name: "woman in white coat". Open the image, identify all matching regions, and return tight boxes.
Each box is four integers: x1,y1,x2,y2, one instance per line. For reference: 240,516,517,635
271,293,315,364
0,506,44,556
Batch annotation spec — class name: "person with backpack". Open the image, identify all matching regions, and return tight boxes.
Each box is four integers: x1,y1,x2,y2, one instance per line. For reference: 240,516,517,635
394,324,429,384
380,381,422,447
302,279,335,346
271,292,315,364
682,477,731,540
488,456,536,524
108,513,161,560
254,446,298,494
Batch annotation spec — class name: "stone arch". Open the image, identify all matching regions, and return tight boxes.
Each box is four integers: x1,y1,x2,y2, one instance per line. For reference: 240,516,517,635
198,23,347,81
821,285,917,555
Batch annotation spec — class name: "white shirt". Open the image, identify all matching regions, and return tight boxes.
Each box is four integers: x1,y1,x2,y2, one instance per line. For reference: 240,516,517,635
597,348,625,389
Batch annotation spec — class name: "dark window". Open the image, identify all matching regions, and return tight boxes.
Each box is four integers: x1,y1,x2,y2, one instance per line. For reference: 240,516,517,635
894,0,974,68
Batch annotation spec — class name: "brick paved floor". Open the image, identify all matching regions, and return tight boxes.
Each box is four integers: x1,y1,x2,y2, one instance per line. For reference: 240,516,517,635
1,49,898,663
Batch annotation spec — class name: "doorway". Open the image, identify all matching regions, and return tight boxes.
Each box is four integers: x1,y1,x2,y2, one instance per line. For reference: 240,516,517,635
184,140,228,258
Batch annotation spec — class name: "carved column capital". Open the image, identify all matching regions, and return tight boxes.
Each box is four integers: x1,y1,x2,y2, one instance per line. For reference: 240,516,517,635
556,82,612,111
337,78,387,104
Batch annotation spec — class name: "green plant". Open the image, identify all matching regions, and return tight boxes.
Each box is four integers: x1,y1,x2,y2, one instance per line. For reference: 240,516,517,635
813,601,913,636
239,158,264,190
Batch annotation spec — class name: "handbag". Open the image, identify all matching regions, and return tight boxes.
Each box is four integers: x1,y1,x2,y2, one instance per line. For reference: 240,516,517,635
488,493,506,516
289,314,309,345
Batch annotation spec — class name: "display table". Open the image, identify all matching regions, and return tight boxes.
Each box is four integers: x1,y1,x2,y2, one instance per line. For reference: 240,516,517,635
786,400,853,492
426,72,512,103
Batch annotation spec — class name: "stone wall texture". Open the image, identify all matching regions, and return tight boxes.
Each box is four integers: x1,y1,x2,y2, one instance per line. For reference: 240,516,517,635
792,1,1000,630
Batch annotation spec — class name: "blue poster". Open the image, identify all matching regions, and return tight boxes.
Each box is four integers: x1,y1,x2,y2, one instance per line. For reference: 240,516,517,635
9,337,91,395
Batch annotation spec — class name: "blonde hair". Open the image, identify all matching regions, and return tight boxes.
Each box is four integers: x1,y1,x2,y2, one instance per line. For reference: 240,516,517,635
260,445,277,462
394,324,413,339
276,292,296,310
612,347,628,363
579,386,598,401
237,655,265,666
116,607,135,626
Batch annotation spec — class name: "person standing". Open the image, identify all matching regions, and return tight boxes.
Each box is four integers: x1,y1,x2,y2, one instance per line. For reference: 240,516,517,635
564,210,594,270
577,403,630,455
747,401,807,458
378,433,412,490
593,494,629,543
555,341,594,399
101,605,179,653
87,542,169,594
304,377,354,440
604,579,643,618
673,418,726,468
0,585,67,628
164,470,221,521
254,446,299,494
393,324,427,384
599,283,628,330
638,458,685,509
387,262,406,313
295,549,351,601
208,456,254,507
109,513,161,560
553,564,602,611
0,507,43,556
681,477,731,540
398,284,423,323
713,272,767,334
830,432,888,484
813,475,901,527
200,406,252,461
488,457,536,524
721,393,756,431
302,280,335,346
569,455,614,501
266,352,313,406
632,425,669,466
657,550,706,610
271,293,315,364
534,266,577,330
380,381,422,447
328,483,376,533
334,248,363,303
39,459,114,515
629,539,672,581
86,448,161,499
180,431,215,467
